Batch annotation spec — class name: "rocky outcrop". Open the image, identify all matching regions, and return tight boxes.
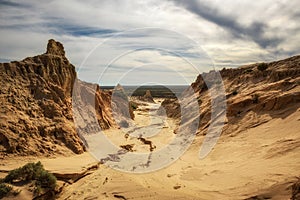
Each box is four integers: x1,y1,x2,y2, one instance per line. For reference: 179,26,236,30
72,80,135,140
140,90,155,103
72,80,115,133
111,84,135,123
0,39,117,156
157,98,180,119
0,39,82,155
219,55,300,135
162,55,300,135
46,39,66,57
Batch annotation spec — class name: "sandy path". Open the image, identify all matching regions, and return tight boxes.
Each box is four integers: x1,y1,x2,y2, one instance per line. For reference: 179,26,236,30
99,100,177,152
80,99,180,173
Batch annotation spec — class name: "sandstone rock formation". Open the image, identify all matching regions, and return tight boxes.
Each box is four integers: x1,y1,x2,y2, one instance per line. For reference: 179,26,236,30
139,90,155,103
111,84,135,123
46,39,66,57
157,98,180,119
162,55,300,136
0,39,119,156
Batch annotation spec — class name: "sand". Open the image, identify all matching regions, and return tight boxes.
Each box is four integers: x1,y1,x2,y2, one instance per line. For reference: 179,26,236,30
56,106,300,200
1,100,300,200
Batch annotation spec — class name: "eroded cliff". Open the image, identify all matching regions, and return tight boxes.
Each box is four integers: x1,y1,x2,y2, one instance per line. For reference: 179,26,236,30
0,39,122,156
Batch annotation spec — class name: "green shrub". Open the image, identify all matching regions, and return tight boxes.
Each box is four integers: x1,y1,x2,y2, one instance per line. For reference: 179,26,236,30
130,101,138,110
36,170,56,190
257,63,268,71
0,183,12,198
244,68,253,74
3,161,56,196
4,161,43,183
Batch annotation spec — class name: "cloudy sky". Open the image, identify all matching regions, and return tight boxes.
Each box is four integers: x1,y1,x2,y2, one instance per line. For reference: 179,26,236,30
0,0,299,85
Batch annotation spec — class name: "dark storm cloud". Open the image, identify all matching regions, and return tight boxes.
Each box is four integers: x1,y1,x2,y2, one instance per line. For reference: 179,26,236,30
0,21,118,37
50,24,117,37
0,0,23,7
0,0,31,8
171,0,282,48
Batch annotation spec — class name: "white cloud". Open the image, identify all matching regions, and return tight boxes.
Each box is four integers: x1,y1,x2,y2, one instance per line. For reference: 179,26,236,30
0,0,299,85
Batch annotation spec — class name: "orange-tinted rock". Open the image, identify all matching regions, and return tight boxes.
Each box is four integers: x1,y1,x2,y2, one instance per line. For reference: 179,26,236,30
0,39,117,156
162,55,300,136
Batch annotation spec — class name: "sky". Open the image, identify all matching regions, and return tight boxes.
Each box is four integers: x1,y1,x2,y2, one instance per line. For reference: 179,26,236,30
0,0,299,85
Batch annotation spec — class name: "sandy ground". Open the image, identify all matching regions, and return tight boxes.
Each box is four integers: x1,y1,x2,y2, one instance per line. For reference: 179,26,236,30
97,99,177,153
57,107,300,200
1,100,300,199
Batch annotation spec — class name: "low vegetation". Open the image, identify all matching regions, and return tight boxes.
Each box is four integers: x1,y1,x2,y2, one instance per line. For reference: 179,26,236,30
244,68,253,74
130,101,138,110
291,178,300,200
0,183,12,199
2,161,57,198
257,63,268,71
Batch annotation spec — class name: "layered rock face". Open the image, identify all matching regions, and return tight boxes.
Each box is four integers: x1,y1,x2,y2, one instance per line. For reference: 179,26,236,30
0,39,118,156
164,55,300,135
72,80,115,132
